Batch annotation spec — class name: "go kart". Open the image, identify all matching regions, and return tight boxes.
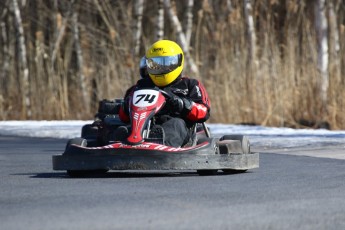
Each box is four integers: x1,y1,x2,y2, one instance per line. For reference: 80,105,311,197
52,87,259,177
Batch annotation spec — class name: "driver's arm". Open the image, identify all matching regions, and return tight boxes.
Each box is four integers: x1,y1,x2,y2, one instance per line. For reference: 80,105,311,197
185,80,210,122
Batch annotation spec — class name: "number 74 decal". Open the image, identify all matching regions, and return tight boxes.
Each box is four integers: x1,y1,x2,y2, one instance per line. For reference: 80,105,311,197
132,89,159,106
135,94,156,104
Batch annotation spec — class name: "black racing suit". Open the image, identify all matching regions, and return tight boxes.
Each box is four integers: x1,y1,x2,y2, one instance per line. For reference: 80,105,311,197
119,76,211,147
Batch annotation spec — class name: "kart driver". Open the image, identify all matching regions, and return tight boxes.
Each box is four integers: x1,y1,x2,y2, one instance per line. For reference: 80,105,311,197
119,40,211,147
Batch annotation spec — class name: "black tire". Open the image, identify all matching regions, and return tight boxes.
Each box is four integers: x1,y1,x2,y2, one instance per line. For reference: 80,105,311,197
81,124,98,139
219,135,250,154
67,169,108,178
64,138,108,177
197,170,218,176
219,135,250,174
98,99,122,115
222,169,247,174
65,137,87,151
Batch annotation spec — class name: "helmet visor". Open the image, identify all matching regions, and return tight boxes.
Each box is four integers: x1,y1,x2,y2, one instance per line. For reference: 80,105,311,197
146,54,182,75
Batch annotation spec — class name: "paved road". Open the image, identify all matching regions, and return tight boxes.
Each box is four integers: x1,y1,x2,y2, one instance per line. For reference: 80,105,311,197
1,136,345,230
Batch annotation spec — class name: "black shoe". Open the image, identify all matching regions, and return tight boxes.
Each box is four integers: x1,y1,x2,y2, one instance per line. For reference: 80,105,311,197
146,125,165,144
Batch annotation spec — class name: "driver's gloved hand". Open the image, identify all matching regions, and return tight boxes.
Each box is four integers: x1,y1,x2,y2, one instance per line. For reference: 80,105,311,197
169,95,193,115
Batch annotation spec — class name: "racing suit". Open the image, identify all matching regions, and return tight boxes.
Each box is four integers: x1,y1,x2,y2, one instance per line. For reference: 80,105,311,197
119,76,211,147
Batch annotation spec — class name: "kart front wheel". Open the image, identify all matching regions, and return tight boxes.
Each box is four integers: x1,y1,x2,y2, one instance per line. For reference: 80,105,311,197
219,135,250,174
222,169,247,174
64,138,109,177
65,137,87,151
197,170,218,176
219,135,250,154
67,169,109,178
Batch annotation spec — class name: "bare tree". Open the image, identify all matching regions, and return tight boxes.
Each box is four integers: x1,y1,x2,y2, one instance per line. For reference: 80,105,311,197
1,5,9,93
51,7,68,67
133,0,144,56
72,4,89,112
243,0,258,122
227,0,232,13
0,5,8,118
164,0,198,75
49,0,58,54
314,0,329,114
244,0,256,67
3,0,345,127
12,0,31,118
183,0,194,46
93,0,113,33
155,0,164,41
328,0,340,82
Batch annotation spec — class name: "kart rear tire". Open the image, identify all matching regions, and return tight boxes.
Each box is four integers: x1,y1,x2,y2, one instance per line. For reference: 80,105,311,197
81,124,98,139
219,135,250,154
197,170,218,176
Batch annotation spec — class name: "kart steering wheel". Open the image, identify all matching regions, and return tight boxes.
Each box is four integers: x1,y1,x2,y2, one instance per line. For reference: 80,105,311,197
159,89,173,99
158,90,175,112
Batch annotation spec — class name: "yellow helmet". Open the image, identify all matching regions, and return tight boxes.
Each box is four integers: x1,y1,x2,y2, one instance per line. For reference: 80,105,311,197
145,40,184,87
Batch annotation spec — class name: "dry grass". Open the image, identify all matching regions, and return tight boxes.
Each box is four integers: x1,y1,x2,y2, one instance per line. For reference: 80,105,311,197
0,0,344,129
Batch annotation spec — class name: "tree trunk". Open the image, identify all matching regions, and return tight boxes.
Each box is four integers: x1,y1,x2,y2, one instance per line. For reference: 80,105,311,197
314,0,329,115
0,7,9,118
155,0,164,41
244,0,256,67
72,5,89,113
0,21,6,90
328,1,340,82
133,0,144,56
243,0,257,122
164,0,199,75
183,0,194,46
51,23,65,67
227,0,232,13
51,1,73,65
12,0,31,119
1,7,9,96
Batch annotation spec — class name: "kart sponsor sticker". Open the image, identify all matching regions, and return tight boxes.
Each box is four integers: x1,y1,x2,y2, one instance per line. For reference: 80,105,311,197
87,141,209,152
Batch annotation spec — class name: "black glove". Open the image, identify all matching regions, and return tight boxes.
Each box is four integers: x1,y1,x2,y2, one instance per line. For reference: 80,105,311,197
169,95,193,115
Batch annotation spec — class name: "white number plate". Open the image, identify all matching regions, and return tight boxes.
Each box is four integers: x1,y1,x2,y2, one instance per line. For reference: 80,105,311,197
133,89,159,107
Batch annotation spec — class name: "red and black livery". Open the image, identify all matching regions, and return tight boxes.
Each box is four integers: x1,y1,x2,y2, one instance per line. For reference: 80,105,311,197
52,87,259,177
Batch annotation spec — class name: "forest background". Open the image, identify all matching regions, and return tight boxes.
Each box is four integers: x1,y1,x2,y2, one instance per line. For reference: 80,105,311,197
0,0,344,129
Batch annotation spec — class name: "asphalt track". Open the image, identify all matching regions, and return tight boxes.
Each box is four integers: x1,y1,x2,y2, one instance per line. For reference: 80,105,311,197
1,136,345,230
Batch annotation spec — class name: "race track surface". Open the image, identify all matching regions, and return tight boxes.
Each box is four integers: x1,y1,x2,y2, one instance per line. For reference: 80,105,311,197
1,136,345,230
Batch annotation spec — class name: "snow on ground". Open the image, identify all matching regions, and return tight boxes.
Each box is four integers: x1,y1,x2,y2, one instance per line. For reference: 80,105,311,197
1,120,345,150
